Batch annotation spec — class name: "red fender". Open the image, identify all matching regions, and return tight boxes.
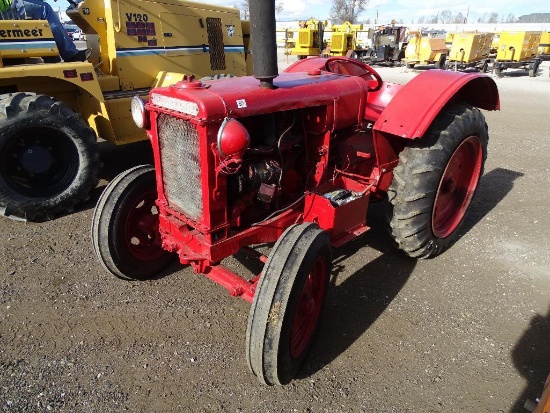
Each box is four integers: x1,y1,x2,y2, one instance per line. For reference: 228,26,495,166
373,70,499,139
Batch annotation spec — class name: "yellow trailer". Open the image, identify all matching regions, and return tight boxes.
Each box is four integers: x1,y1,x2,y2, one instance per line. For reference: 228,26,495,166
493,31,542,77
404,32,448,69
538,32,550,55
447,32,493,72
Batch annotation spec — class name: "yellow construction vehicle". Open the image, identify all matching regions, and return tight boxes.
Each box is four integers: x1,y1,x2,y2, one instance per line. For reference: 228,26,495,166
327,21,363,57
492,31,542,77
0,0,251,221
404,31,448,69
290,19,327,59
447,32,493,72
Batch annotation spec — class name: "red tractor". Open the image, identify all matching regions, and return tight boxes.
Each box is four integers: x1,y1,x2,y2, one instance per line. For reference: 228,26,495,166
91,1,499,385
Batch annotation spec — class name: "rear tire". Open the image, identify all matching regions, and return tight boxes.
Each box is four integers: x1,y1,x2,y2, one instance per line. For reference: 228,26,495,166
91,165,174,280
387,104,488,258
246,223,331,385
0,92,100,221
435,54,446,69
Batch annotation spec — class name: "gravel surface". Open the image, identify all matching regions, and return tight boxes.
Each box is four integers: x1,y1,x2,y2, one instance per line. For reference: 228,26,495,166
1,53,549,412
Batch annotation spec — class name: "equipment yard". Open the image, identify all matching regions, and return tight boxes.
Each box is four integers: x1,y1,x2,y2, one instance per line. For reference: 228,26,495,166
1,54,549,412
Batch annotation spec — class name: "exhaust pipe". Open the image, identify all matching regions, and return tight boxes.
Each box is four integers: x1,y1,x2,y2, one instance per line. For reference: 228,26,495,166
248,0,278,88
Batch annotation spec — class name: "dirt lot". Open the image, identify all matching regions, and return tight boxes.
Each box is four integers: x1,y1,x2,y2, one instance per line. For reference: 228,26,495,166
1,55,549,413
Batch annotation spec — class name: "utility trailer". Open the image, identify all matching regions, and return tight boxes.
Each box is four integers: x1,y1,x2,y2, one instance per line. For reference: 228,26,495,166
446,32,493,73
492,31,542,77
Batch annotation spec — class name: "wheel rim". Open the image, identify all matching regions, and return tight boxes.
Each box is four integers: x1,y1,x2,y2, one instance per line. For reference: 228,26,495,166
432,136,483,238
0,127,79,198
123,190,166,262
290,256,328,359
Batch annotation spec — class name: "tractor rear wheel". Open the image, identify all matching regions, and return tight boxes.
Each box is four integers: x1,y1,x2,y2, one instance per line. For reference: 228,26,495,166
91,165,174,280
0,92,100,221
246,223,331,385
387,104,488,259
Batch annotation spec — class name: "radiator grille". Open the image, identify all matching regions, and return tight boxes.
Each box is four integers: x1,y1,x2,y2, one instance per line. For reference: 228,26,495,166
206,17,226,71
158,114,203,221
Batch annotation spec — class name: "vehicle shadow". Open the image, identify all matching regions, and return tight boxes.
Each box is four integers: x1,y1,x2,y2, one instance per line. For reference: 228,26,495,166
298,201,417,378
510,306,550,413
300,167,524,378
75,140,154,213
458,167,524,236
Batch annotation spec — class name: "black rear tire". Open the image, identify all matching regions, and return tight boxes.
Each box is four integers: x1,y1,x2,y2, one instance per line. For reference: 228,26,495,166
435,54,447,69
246,223,331,385
91,165,175,280
0,92,100,221
387,104,488,258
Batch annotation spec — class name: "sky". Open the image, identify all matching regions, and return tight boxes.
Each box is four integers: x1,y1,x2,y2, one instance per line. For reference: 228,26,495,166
52,0,548,25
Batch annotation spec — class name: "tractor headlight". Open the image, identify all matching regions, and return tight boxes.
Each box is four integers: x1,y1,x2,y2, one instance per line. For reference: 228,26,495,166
131,96,148,129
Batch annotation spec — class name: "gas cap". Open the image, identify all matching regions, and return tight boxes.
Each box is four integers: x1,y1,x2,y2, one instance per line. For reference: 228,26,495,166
308,69,322,76
175,75,205,89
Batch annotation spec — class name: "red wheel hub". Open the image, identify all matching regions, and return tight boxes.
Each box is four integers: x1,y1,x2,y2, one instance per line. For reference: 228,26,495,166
432,136,483,238
290,257,328,359
124,191,165,261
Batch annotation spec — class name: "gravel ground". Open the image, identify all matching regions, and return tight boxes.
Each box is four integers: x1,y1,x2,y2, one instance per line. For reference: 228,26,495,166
1,53,549,413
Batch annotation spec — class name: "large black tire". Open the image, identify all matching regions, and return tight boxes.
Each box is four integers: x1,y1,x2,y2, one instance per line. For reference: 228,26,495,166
529,59,541,77
91,165,175,281
387,104,488,259
246,223,331,385
435,54,447,69
0,92,100,221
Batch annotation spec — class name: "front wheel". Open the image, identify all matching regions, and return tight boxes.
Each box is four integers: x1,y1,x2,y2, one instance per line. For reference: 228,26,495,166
387,104,488,258
91,165,175,280
246,223,331,385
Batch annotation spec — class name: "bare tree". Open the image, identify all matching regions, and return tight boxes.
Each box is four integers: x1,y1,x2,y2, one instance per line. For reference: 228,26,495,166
417,16,425,24
505,13,516,23
439,10,452,24
487,12,499,23
452,12,465,24
330,0,369,24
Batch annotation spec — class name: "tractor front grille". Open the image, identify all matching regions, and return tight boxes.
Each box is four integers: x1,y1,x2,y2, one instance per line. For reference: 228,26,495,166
157,114,203,221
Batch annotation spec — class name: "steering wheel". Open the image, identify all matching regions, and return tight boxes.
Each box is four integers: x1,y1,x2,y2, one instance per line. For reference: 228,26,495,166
324,57,383,92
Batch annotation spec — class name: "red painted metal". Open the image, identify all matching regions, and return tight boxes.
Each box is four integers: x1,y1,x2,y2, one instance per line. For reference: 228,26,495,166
373,70,499,140
203,264,255,302
432,136,483,238
124,189,166,262
290,255,328,359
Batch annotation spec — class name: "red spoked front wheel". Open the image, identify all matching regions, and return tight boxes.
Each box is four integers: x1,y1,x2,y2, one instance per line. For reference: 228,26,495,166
92,165,174,280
